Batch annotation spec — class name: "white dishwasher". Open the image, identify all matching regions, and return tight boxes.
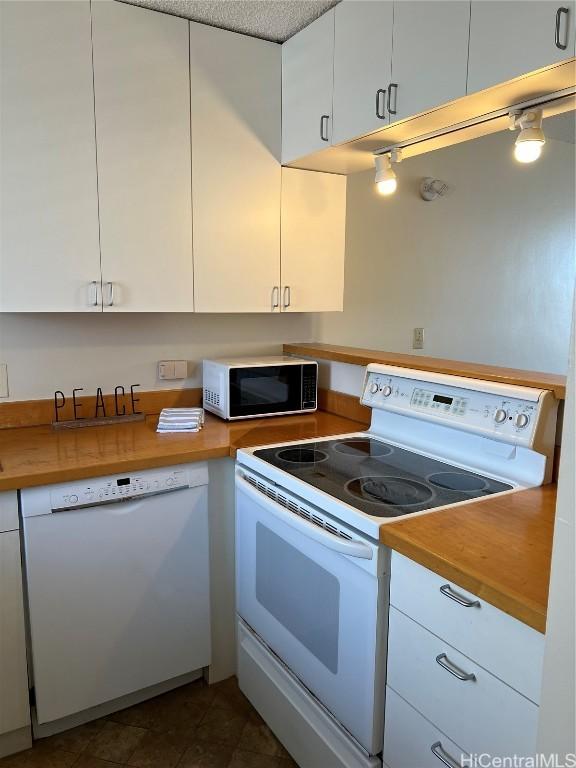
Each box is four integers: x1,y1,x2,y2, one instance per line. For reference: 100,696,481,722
20,463,211,734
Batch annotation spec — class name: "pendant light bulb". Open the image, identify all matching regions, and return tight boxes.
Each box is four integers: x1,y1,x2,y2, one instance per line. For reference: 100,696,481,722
374,150,401,196
510,109,545,164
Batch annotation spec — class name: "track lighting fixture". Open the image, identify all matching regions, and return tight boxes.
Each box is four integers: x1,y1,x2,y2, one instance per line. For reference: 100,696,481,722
374,148,402,196
509,108,546,163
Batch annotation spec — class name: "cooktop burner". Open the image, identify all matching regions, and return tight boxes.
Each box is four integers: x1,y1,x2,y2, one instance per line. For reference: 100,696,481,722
254,437,512,518
333,438,393,457
276,447,328,464
346,476,433,507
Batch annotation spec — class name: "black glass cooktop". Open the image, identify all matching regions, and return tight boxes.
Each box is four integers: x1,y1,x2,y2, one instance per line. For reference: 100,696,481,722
253,437,512,518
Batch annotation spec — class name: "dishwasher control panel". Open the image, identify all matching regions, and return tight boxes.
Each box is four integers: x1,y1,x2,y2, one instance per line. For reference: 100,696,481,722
50,469,190,511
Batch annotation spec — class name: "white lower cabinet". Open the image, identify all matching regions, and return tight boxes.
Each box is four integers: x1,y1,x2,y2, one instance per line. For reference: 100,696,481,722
387,608,539,759
384,688,469,768
384,553,544,766
0,493,31,757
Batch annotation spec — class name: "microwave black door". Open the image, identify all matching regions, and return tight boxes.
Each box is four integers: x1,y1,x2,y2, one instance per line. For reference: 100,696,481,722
229,365,304,418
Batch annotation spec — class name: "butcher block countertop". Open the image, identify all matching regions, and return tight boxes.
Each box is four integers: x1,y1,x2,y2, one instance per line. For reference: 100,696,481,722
0,409,556,632
284,342,567,399
380,484,556,633
0,410,366,491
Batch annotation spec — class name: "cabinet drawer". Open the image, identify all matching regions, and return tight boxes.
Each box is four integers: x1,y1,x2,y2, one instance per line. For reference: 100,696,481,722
387,607,539,758
384,687,469,768
390,552,544,702
0,492,19,533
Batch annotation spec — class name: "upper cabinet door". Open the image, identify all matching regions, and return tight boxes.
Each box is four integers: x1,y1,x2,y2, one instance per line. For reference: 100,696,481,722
282,10,336,164
332,1,393,144
280,169,346,313
91,1,193,312
468,1,576,94
190,23,281,313
0,0,101,312
390,1,470,122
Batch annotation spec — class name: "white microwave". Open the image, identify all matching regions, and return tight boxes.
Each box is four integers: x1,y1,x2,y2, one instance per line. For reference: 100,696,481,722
202,356,318,421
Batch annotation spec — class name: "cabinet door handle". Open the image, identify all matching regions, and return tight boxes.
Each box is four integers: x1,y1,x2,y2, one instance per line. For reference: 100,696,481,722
376,88,387,119
320,114,329,142
436,653,476,682
555,7,569,49
271,286,279,311
431,742,463,768
439,583,480,608
89,280,100,307
105,281,115,307
387,83,398,116
283,285,291,309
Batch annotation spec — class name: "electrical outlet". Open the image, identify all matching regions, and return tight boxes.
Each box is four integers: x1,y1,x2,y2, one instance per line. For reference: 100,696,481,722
158,360,188,380
412,328,424,350
0,363,8,398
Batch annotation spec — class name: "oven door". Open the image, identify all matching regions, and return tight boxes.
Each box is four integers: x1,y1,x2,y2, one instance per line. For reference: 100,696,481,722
235,470,387,755
228,365,305,418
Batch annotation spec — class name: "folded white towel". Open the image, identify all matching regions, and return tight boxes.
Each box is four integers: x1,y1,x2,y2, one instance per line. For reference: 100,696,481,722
157,407,205,433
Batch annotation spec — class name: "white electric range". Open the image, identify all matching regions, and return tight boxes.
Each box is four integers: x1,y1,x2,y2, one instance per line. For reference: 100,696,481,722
234,364,558,768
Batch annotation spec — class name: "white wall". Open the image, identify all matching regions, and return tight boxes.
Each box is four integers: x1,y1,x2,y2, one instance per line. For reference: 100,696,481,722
313,129,576,374
537,300,575,758
0,312,315,401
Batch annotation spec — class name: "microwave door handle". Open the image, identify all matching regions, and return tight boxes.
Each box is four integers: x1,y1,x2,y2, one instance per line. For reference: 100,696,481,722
236,473,373,560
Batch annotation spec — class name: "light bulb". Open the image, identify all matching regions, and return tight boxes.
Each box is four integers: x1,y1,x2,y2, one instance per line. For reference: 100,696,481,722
374,152,399,196
510,109,546,164
514,139,544,163
377,178,397,195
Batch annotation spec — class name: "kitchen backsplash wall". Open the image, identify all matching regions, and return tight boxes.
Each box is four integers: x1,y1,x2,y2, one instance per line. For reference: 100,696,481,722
0,313,315,401
314,127,576,375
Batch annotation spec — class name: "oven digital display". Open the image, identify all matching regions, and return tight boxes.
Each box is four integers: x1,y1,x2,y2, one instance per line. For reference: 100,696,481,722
433,394,453,405
117,478,130,486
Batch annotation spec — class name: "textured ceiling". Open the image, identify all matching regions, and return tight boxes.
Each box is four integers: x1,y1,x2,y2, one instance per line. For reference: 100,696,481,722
117,0,340,42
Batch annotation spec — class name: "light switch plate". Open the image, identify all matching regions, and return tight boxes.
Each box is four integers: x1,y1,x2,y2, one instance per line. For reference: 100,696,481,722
0,363,8,398
158,360,188,380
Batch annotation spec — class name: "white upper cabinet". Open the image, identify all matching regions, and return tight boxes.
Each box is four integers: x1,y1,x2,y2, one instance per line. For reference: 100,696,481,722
390,1,470,122
282,9,336,163
91,1,194,312
468,1,576,94
332,1,393,144
190,23,281,313
0,0,101,312
280,169,346,313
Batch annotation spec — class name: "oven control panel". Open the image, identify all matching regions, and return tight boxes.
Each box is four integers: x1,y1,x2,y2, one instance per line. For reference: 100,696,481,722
50,469,190,511
361,365,550,448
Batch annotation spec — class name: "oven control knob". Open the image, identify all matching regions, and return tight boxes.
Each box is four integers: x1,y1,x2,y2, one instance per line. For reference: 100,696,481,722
370,382,379,395
515,413,530,429
494,408,508,424
382,385,393,397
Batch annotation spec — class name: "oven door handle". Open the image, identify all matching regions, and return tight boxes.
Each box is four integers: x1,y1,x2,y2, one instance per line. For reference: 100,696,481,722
236,473,374,560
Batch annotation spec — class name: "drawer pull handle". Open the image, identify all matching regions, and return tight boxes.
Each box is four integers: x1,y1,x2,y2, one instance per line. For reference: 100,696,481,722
431,741,463,768
440,583,480,608
436,653,476,682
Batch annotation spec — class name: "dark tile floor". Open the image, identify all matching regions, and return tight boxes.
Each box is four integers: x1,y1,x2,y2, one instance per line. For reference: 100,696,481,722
0,677,298,768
